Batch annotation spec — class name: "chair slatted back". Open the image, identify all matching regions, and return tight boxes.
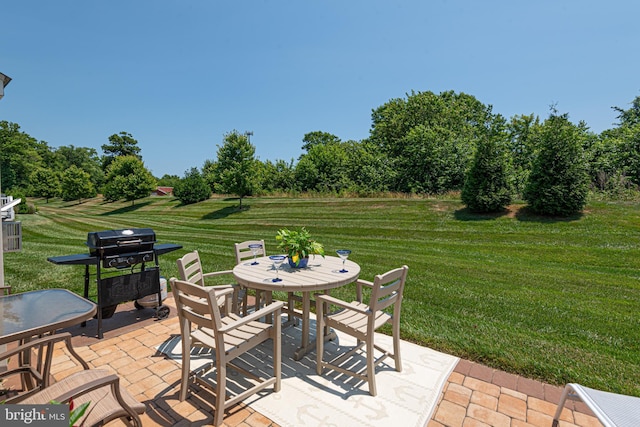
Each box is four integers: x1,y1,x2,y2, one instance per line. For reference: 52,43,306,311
369,265,408,314
171,278,224,334
176,250,206,286
234,240,266,264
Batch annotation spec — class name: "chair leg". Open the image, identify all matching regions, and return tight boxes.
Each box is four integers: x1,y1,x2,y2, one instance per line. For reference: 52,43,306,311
179,335,191,401
552,385,571,427
367,337,377,396
214,359,227,427
274,313,282,392
316,306,324,375
287,292,297,325
242,288,249,316
231,288,240,314
393,319,402,372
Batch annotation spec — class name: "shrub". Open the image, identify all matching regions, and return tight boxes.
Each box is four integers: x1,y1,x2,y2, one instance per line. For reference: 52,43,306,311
174,168,210,205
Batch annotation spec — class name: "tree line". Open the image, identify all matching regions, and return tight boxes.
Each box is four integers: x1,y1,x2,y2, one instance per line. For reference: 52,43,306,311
1,90,639,216
0,128,156,206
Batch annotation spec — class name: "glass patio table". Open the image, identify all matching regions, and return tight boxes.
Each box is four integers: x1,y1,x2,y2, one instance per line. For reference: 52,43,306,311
0,288,97,346
233,255,360,360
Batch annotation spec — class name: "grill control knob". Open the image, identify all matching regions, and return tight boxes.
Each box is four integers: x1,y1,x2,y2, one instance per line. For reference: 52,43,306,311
142,253,153,262
108,259,118,267
127,256,135,265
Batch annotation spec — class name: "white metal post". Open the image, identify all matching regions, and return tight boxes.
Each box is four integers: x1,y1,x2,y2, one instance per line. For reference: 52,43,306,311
0,72,11,289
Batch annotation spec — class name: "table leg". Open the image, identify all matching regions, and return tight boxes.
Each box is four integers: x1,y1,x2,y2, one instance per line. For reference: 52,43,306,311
293,292,311,361
264,291,274,324
292,291,338,361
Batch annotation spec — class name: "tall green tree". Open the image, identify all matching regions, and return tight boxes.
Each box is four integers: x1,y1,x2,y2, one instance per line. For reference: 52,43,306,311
102,156,156,204
301,131,341,152
256,159,296,193
369,90,498,194
29,168,61,202
614,125,640,187
523,112,590,216
343,139,392,194
101,131,142,171
211,131,258,209
612,95,640,127
56,145,104,190
295,142,349,192
60,165,96,203
603,96,640,187
0,121,43,191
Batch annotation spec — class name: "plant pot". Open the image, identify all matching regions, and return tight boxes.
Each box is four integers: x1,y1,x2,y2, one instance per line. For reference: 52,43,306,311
288,256,309,268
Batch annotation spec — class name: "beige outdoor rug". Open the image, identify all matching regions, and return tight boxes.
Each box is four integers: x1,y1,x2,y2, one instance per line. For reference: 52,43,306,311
158,317,458,427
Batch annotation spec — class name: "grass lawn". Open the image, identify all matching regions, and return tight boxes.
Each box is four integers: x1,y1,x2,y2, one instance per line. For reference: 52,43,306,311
5,194,640,396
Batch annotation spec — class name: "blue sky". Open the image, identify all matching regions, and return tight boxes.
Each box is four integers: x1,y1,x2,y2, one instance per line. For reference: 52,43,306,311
2,1,638,177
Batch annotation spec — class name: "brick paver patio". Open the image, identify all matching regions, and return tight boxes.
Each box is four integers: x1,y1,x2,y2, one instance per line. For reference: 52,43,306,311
31,297,604,426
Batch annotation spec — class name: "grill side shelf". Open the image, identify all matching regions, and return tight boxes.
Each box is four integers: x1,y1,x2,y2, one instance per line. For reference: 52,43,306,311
154,243,182,255
47,253,98,265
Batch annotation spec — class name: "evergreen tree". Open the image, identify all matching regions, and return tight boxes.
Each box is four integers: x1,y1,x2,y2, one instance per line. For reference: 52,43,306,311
523,113,589,216
462,136,513,212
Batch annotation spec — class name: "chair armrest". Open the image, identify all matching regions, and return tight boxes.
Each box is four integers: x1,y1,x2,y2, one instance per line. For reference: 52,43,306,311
48,373,120,402
219,301,285,332
316,294,371,315
202,269,233,279
28,372,142,426
355,279,374,302
356,279,374,288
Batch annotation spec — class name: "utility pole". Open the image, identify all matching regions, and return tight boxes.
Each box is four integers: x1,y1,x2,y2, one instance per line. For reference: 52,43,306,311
244,131,253,143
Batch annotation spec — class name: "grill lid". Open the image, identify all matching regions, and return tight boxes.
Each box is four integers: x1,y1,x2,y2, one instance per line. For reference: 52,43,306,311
87,228,156,251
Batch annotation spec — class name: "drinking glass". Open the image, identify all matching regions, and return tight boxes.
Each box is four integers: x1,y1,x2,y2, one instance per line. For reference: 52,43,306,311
336,249,351,273
269,255,286,282
248,243,262,265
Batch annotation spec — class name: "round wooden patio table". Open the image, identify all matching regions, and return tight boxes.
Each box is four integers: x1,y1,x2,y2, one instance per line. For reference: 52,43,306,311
233,255,360,360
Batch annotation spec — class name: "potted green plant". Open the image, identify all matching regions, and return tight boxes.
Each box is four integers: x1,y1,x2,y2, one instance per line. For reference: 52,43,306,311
276,227,325,268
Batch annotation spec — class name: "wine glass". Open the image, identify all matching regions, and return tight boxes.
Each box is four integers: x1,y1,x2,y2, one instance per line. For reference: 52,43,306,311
269,255,286,282
336,249,351,273
248,243,262,265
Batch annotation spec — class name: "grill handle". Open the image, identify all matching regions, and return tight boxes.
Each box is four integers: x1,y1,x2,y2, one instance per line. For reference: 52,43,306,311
117,239,143,246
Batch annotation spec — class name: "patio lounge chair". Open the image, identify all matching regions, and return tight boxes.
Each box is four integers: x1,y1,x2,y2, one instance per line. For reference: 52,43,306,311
170,277,284,426
553,383,640,427
316,265,408,396
0,333,144,427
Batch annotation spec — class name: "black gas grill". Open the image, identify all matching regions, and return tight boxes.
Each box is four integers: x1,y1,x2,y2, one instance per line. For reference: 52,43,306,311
88,228,157,268
48,228,181,339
